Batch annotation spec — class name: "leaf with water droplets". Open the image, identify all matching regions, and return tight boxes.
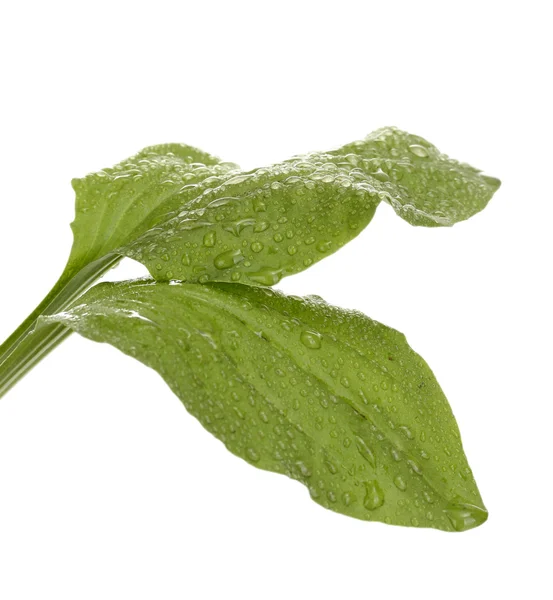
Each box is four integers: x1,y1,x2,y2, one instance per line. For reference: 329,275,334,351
45,280,488,532
119,158,381,285
330,126,500,226
118,127,499,283
67,143,239,275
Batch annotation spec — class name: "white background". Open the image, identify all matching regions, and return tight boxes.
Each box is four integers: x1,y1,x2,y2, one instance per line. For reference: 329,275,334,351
0,1,551,598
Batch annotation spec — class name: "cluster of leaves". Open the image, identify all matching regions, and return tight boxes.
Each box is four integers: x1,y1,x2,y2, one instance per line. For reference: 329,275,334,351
0,127,500,532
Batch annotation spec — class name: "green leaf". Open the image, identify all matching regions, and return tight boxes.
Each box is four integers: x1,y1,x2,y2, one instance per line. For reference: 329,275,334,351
120,127,499,285
330,126,501,226
67,143,239,276
45,279,487,532
120,158,381,285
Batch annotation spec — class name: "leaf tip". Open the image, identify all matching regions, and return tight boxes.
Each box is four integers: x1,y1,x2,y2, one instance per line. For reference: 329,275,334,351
482,174,501,192
444,500,488,532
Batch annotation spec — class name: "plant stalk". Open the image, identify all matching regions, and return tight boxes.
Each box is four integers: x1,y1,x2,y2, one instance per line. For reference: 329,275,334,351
0,254,120,399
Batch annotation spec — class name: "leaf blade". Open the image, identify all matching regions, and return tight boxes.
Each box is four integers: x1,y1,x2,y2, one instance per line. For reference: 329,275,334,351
67,143,239,274
119,128,500,284
46,280,487,532
331,126,501,226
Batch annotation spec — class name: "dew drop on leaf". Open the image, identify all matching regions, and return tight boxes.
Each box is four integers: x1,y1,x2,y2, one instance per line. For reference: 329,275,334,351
342,492,353,506
324,460,338,474
363,481,384,510
296,461,312,478
250,241,264,253
253,221,269,233
394,475,407,491
300,330,322,349
316,241,332,253
372,168,390,182
248,268,282,286
444,502,488,532
399,425,414,440
247,448,260,463
203,231,216,247
214,249,244,270
355,436,376,467
408,144,429,158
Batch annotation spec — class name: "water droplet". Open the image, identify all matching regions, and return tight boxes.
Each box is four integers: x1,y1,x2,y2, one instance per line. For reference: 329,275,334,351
246,448,260,462
355,436,376,467
224,218,256,237
316,241,332,253
363,480,384,510
253,197,266,212
225,174,250,185
207,196,236,209
296,461,312,477
342,492,353,506
182,253,191,266
372,168,389,182
408,144,429,158
300,330,322,349
287,245,297,255
254,221,269,232
411,517,420,527
214,249,244,270
203,231,216,247
304,236,315,245
324,460,338,474
251,241,264,253
423,491,434,504
393,475,407,491
391,448,401,462
273,233,283,243
445,502,488,532
249,268,282,286
399,425,414,440
233,406,245,420
407,459,422,475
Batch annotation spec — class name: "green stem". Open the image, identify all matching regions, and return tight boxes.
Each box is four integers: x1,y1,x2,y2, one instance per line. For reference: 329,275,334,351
0,254,120,399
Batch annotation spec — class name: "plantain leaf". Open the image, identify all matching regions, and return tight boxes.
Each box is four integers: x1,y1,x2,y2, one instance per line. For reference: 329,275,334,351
120,127,500,285
45,279,487,532
120,157,382,285
66,143,239,277
329,126,501,226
